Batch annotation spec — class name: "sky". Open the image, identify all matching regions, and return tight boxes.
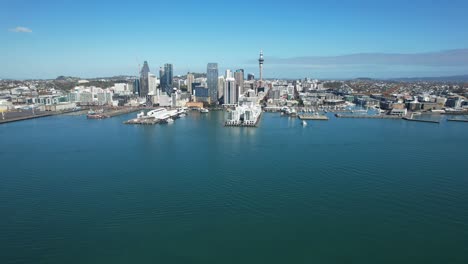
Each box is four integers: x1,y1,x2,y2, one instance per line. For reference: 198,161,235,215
1,0,468,79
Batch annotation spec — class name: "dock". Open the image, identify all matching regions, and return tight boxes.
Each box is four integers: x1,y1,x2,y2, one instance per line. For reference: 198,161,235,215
335,114,401,119
0,109,85,125
298,114,329,121
402,117,440,124
124,117,160,125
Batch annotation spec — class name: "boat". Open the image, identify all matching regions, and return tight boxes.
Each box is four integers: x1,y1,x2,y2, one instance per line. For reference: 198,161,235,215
302,120,307,126
179,113,186,117
200,108,209,113
167,118,174,123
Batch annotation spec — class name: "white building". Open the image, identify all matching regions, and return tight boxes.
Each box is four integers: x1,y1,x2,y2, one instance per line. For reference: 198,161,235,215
148,73,158,95
225,69,232,79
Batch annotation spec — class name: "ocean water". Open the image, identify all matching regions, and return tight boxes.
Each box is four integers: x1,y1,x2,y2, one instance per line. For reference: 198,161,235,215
0,111,467,264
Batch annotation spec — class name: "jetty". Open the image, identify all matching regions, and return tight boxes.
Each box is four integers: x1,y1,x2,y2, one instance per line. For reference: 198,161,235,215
298,114,329,120
402,117,440,124
335,114,400,119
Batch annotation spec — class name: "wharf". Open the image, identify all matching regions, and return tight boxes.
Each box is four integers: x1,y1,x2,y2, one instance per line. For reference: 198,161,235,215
335,114,401,119
298,114,329,120
402,117,440,124
0,109,84,125
124,117,159,125
105,108,142,117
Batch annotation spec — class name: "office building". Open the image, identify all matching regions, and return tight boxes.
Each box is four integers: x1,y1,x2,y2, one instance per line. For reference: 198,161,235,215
218,76,225,101
186,73,194,95
234,69,245,94
139,61,150,97
224,78,238,105
160,63,173,95
207,63,218,103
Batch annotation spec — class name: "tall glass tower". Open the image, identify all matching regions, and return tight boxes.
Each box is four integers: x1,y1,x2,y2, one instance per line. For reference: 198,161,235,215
139,61,150,97
207,63,218,104
162,63,173,95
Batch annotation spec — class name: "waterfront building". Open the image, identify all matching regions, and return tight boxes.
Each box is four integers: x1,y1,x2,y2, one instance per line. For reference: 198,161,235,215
207,63,219,104
139,61,150,97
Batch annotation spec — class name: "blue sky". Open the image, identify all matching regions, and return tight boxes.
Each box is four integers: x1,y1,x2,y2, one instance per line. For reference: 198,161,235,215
1,0,468,79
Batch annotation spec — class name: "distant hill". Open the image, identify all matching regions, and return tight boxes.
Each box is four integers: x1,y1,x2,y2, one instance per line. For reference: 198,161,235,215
55,76,79,81
389,74,468,82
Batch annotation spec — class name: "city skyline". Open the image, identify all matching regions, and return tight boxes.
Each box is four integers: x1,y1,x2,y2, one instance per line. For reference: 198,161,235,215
2,0,468,79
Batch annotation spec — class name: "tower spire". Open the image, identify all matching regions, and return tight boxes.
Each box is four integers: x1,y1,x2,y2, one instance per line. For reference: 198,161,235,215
259,49,264,88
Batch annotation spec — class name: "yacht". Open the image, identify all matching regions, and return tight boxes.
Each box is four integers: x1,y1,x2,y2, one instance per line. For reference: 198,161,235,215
200,108,209,113
302,120,307,126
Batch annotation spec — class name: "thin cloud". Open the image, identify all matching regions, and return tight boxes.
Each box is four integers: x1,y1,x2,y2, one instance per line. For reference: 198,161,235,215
9,26,32,33
253,49,468,67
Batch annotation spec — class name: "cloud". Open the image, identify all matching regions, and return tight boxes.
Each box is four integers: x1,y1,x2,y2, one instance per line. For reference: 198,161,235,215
9,26,32,33
253,49,468,67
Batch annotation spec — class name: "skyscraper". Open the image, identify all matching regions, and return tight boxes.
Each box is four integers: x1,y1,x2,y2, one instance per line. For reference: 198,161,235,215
225,69,232,79
133,79,140,95
186,73,194,95
224,77,238,105
234,69,245,94
160,64,173,95
140,61,150,97
218,76,225,102
148,73,157,95
247,73,255,81
207,63,218,103
258,50,264,87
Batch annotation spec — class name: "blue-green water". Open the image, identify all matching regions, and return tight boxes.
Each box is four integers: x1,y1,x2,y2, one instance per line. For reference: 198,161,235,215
1,112,467,264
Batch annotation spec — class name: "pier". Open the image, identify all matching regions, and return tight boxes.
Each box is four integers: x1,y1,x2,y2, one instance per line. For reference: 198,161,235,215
298,114,329,120
402,117,440,124
335,114,401,119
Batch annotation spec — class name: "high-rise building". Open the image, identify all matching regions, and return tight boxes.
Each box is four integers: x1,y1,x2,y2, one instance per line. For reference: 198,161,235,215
247,73,255,81
160,64,173,94
218,76,225,101
258,50,264,87
225,69,232,79
234,69,245,94
139,61,150,97
207,63,218,103
224,78,238,105
133,79,140,95
186,73,194,95
148,73,157,95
